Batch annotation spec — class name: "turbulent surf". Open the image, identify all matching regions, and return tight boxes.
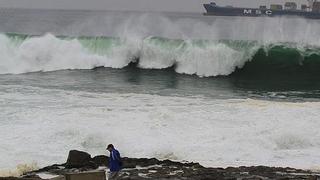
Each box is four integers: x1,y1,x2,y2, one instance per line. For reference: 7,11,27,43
1,33,320,79
1,9,320,173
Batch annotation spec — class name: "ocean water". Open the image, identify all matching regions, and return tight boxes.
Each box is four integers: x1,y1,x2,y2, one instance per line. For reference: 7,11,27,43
1,9,320,172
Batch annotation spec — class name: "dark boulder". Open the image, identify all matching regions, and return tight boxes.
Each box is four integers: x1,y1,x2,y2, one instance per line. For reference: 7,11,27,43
16,150,320,180
92,155,109,166
65,150,95,169
121,157,161,168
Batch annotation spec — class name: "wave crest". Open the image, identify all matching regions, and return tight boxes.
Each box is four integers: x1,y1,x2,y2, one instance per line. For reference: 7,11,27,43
0,33,320,77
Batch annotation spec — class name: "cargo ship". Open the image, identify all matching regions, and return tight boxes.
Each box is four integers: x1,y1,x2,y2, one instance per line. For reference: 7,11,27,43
204,0,320,19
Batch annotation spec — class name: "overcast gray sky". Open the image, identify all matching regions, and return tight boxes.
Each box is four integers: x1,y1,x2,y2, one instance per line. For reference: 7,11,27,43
0,0,309,12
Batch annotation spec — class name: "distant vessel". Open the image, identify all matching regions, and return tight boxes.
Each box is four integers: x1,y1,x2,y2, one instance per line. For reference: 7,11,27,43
204,0,320,19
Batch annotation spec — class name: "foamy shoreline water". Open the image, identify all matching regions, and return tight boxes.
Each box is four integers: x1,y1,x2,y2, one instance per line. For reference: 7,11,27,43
0,8,320,176
2,150,320,179
1,88,320,171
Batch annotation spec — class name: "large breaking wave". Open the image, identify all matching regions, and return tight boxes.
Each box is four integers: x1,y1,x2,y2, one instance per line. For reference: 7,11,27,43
1,11,320,77
0,33,320,77
2,12,320,172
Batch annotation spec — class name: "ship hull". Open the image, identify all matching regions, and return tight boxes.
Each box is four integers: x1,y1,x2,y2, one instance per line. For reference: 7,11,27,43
203,4,320,19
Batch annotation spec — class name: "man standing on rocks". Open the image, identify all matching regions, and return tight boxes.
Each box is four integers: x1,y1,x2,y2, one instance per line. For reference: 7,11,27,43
106,144,122,179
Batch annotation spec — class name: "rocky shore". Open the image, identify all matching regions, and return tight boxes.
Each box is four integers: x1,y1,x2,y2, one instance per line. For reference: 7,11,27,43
1,150,320,180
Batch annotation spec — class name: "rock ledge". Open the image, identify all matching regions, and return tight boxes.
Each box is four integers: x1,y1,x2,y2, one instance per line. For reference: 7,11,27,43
1,150,319,180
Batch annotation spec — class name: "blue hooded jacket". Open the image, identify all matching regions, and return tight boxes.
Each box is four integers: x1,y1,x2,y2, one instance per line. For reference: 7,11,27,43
109,148,122,172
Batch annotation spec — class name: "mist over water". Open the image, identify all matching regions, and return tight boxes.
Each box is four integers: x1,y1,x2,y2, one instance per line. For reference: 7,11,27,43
2,69,320,171
0,32,320,99
2,9,320,42
1,9,320,77
1,9,320,172
1,10,320,79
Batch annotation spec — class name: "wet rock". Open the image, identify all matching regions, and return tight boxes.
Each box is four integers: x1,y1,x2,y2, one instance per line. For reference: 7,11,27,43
0,176,41,180
64,150,98,170
35,164,64,173
121,157,161,168
92,155,108,166
65,150,92,168
9,150,320,180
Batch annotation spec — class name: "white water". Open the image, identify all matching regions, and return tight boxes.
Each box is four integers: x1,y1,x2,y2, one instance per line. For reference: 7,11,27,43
0,32,315,77
0,33,259,77
1,11,320,76
1,85,320,172
1,11,320,175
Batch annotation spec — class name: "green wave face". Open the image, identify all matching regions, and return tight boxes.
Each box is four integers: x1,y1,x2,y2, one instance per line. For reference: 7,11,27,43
2,33,320,100
233,45,320,77
80,36,320,80
3,33,320,79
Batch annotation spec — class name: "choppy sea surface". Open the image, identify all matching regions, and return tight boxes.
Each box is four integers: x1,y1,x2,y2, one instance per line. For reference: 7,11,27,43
1,9,320,173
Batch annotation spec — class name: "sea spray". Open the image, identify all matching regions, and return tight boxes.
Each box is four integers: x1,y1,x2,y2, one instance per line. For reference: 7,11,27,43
2,88,320,169
3,33,320,77
1,9,320,175
0,33,258,75
0,162,38,177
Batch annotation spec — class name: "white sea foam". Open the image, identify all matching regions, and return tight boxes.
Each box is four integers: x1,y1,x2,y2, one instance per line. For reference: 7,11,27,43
0,162,38,177
0,34,109,74
0,12,320,76
175,42,254,76
1,12,320,174
1,86,320,171
0,33,259,76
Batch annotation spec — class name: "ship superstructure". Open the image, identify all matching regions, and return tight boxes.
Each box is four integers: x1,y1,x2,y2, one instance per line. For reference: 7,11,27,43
204,0,320,19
